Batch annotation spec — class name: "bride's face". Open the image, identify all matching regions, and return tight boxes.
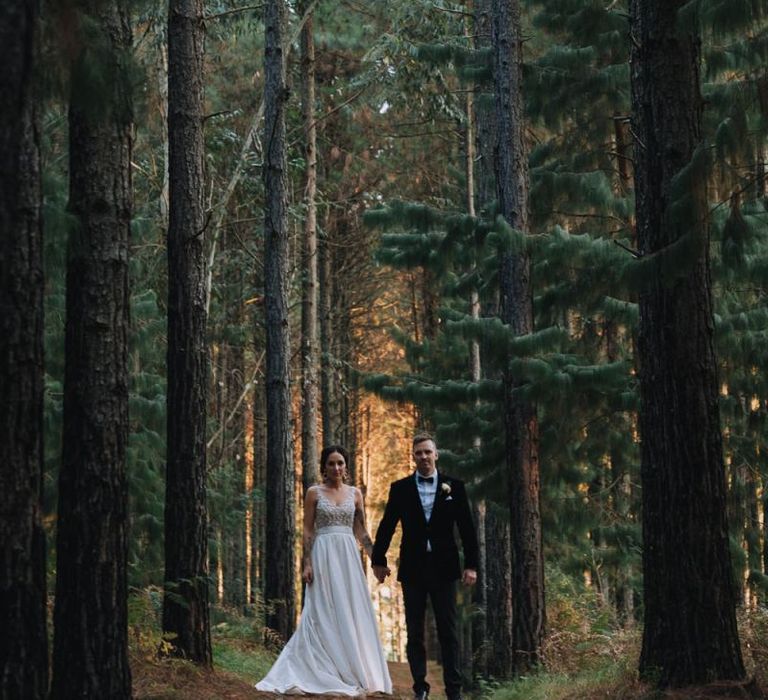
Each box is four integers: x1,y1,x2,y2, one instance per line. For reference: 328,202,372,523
323,452,347,483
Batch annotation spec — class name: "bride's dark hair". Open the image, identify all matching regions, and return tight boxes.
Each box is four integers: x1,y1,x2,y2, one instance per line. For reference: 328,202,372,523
319,445,350,479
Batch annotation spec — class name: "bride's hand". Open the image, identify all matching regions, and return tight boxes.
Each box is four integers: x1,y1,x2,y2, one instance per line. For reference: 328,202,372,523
302,563,314,585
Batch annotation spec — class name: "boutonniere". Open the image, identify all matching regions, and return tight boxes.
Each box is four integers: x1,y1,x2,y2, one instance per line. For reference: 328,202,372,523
441,482,452,498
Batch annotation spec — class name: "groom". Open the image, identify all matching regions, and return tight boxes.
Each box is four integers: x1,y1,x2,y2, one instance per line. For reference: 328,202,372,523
372,433,478,700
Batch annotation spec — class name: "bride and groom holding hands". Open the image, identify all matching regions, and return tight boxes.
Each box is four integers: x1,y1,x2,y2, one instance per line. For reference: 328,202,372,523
256,433,479,699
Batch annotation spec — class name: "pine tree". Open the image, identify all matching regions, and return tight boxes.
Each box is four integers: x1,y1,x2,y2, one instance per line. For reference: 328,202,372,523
492,0,545,671
51,0,133,694
299,0,320,487
218,225,249,610
0,0,48,695
699,2,768,607
162,0,212,664
263,0,296,641
630,0,746,686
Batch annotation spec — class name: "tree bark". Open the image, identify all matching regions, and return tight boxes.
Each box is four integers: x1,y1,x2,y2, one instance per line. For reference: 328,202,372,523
51,1,133,695
492,0,545,672
470,0,498,677
299,0,319,489
630,0,745,686
252,376,268,602
464,38,487,679
263,0,296,641
162,0,212,664
319,222,335,443
485,506,513,678
0,0,48,695
474,0,496,215
746,467,761,607
222,290,248,610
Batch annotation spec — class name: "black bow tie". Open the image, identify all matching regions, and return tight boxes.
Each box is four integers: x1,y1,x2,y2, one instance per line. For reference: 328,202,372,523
418,475,435,484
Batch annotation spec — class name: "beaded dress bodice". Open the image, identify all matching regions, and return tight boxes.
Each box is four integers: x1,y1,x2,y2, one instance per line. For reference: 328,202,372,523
315,488,355,530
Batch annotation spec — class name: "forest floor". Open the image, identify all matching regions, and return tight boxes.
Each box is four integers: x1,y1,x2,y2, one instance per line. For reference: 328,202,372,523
128,598,768,700
132,651,441,700
131,642,766,700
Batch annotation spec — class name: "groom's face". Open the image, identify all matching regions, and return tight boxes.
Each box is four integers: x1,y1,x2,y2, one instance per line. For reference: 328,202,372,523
412,439,438,476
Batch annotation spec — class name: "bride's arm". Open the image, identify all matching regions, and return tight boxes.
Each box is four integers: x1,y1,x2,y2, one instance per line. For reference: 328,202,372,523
302,487,319,584
352,488,374,558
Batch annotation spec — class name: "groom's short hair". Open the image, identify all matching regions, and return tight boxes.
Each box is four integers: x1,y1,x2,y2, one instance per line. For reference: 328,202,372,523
412,432,436,448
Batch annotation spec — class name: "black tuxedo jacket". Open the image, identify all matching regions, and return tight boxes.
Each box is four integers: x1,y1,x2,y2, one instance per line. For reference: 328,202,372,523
372,472,478,584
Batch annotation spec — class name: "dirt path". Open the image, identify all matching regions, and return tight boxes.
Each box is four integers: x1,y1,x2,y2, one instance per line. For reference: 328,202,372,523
247,662,444,700
134,658,445,700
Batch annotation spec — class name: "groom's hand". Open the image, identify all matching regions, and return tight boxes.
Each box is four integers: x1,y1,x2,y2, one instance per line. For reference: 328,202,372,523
372,565,390,583
462,568,477,586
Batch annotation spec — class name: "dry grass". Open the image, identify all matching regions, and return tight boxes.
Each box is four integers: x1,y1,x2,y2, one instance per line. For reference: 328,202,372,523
131,649,268,700
485,570,768,700
487,608,768,700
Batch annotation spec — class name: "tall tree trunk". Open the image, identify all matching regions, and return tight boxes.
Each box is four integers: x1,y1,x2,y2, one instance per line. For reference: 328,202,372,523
764,468,768,584
631,0,745,686
588,464,612,607
162,0,212,664
492,0,545,672
613,447,636,624
252,375,268,602
155,14,170,230
263,0,296,641
471,0,500,676
0,1,47,695
299,0,319,488
474,0,496,215
471,500,487,672
727,458,748,605
345,370,360,484
746,467,761,607
420,269,439,341
319,222,334,443
464,45,486,680
215,223,249,610
485,506,513,677
222,307,248,610
334,246,357,474
51,1,133,695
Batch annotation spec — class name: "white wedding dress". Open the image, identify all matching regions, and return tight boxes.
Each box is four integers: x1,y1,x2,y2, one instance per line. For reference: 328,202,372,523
256,489,392,695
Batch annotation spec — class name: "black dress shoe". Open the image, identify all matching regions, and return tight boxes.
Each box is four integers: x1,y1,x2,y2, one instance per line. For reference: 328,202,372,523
413,690,429,700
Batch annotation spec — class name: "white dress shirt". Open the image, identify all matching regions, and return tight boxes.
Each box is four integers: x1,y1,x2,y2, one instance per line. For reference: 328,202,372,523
415,470,438,550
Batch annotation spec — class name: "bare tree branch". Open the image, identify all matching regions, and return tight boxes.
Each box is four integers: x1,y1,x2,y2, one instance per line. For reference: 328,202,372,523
204,4,265,21
206,351,266,450
205,0,320,314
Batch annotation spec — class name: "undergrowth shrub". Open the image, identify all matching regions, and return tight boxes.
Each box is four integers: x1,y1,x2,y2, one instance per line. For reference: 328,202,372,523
540,565,639,676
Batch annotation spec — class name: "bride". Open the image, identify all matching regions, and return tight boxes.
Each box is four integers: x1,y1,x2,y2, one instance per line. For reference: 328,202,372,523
256,445,392,695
